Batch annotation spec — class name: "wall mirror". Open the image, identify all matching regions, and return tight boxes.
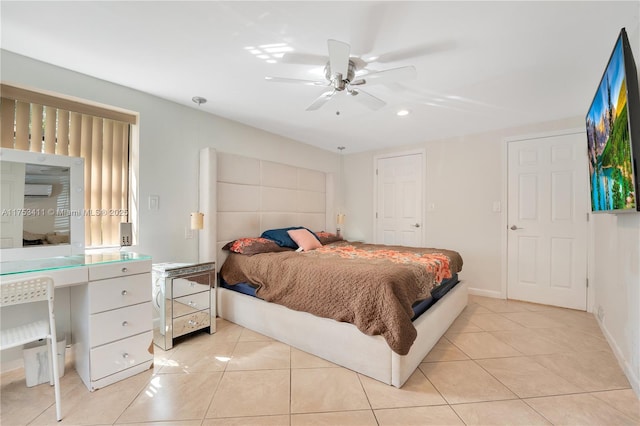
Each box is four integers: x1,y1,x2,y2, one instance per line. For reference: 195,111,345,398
0,148,84,261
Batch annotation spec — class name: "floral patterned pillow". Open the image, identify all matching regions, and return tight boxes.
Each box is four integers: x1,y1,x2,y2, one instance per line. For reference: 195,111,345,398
314,231,344,245
222,237,293,255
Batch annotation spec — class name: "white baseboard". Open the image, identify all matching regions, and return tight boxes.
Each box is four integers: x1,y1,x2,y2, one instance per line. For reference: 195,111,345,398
468,287,503,299
597,317,640,398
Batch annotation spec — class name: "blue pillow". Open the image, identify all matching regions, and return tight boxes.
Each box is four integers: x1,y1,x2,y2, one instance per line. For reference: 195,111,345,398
261,227,320,248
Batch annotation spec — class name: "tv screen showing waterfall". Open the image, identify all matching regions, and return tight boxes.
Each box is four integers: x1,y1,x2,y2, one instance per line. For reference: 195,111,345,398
586,28,640,213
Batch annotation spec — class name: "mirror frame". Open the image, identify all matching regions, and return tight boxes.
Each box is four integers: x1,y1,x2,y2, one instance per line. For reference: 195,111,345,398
0,148,85,261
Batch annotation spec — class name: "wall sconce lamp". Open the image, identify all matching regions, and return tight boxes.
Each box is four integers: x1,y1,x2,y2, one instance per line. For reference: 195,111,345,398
190,212,204,230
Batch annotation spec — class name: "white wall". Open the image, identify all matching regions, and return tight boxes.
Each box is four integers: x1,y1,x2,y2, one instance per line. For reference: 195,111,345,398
592,214,640,395
1,50,340,264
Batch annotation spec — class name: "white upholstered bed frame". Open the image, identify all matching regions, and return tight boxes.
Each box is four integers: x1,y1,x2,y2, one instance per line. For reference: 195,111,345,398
199,148,468,387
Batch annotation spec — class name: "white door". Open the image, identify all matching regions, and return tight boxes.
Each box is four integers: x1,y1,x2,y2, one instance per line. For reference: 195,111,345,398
375,153,423,246
0,161,26,248
507,132,589,310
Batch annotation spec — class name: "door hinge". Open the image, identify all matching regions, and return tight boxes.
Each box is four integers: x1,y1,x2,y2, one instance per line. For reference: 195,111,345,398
587,212,590,222
586,278,589,288
376,168,378,176
375,212,378,219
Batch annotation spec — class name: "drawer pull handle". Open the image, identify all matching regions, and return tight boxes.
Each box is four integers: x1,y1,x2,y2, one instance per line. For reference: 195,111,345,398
122,267,128,273
122,353,129,359
121,290,128,296
188,301,196,307
122,321,129,327
188,320,197,326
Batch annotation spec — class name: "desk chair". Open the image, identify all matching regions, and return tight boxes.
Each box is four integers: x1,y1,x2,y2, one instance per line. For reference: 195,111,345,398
0,276,62,421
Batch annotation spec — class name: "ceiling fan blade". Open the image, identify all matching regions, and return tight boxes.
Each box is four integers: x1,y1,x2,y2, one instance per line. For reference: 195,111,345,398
327,39,351,79
349,89,385,111
306,90,336,111
372,41,457,63
349,3,390,56
359,66,416,85
281,52,328,66
265,76,328,86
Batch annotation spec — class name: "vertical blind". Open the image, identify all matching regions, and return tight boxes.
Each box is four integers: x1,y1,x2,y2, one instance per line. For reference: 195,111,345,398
0,89,134,247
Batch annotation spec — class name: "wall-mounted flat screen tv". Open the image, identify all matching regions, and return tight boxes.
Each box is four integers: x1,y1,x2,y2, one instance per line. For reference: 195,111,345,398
586,27,640,213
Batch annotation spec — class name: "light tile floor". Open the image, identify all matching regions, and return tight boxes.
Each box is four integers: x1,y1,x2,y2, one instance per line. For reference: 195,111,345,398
2,295,639,425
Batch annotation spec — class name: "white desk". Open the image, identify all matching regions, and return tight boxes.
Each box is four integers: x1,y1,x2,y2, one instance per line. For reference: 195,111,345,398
0,252,153,391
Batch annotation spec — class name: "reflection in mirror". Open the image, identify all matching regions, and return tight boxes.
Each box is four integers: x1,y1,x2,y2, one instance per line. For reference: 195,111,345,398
0,148,84,261
1,161,71,248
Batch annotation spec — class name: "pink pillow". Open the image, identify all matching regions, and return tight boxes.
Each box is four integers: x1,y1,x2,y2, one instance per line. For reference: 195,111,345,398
287,228,322,251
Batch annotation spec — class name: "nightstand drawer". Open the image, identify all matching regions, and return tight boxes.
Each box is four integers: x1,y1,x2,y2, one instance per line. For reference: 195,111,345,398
90,302,152,347
90,331,153,380
89,260,152,281
89,273,151,314
173,291,210,318
172,309,210,339
172,274,212,298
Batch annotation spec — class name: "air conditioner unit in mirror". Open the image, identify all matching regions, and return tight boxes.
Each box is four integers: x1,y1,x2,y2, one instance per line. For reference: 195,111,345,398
24,184,53,197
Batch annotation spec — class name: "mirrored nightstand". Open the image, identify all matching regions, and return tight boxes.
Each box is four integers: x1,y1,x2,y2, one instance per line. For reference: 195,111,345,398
151,262,216,350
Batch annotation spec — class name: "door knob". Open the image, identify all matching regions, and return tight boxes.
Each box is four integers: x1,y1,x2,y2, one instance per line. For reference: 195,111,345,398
411,223,421,228
510,225,523,230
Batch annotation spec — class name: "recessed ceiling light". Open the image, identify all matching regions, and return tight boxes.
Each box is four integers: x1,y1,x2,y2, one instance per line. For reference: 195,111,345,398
396,109,410,116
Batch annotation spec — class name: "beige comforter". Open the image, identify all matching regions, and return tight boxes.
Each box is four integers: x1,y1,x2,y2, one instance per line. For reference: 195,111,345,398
220,242,463,355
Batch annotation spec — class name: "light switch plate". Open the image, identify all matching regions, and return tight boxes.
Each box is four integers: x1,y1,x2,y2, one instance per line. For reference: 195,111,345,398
120,222,133,246
149,195,159,210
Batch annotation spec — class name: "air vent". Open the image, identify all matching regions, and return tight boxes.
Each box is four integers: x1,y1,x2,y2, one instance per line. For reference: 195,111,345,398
24,184,53,197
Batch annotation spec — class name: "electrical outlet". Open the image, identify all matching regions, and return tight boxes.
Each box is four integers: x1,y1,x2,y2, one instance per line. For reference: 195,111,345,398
120,222,133,246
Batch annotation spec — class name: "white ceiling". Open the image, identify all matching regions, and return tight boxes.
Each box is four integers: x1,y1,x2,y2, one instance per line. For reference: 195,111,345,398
1,1,639,153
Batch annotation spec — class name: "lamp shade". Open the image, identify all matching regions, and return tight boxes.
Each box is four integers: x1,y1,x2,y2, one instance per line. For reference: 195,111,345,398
336,213,346,225
190,212,204,230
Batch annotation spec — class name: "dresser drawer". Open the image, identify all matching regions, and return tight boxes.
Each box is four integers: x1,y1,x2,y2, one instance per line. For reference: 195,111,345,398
90,331,153,380
173,291,210,318
171,273,213,298
89,260,152,281
172,309,210,338
90,302,152,347
89,273,151,314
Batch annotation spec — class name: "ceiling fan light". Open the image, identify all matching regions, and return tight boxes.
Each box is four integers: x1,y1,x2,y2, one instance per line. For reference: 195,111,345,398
396,109,410,116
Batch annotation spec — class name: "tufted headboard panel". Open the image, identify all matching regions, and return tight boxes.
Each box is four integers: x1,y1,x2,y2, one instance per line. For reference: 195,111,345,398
199,149,333,269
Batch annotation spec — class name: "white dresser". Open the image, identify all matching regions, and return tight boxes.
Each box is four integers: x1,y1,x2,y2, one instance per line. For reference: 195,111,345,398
71,256,153,391
0,252,153,391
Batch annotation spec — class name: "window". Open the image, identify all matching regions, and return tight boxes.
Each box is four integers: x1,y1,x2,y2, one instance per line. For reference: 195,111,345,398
0,83,137,247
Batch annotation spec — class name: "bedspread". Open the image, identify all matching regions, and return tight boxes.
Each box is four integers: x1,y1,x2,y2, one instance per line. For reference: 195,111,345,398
220,242,462,355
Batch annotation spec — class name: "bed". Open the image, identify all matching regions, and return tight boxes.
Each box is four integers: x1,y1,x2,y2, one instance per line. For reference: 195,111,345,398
198,149,468,387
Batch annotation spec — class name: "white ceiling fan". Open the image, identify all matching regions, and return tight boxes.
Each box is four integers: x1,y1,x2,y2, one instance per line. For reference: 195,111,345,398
265,39,417,111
